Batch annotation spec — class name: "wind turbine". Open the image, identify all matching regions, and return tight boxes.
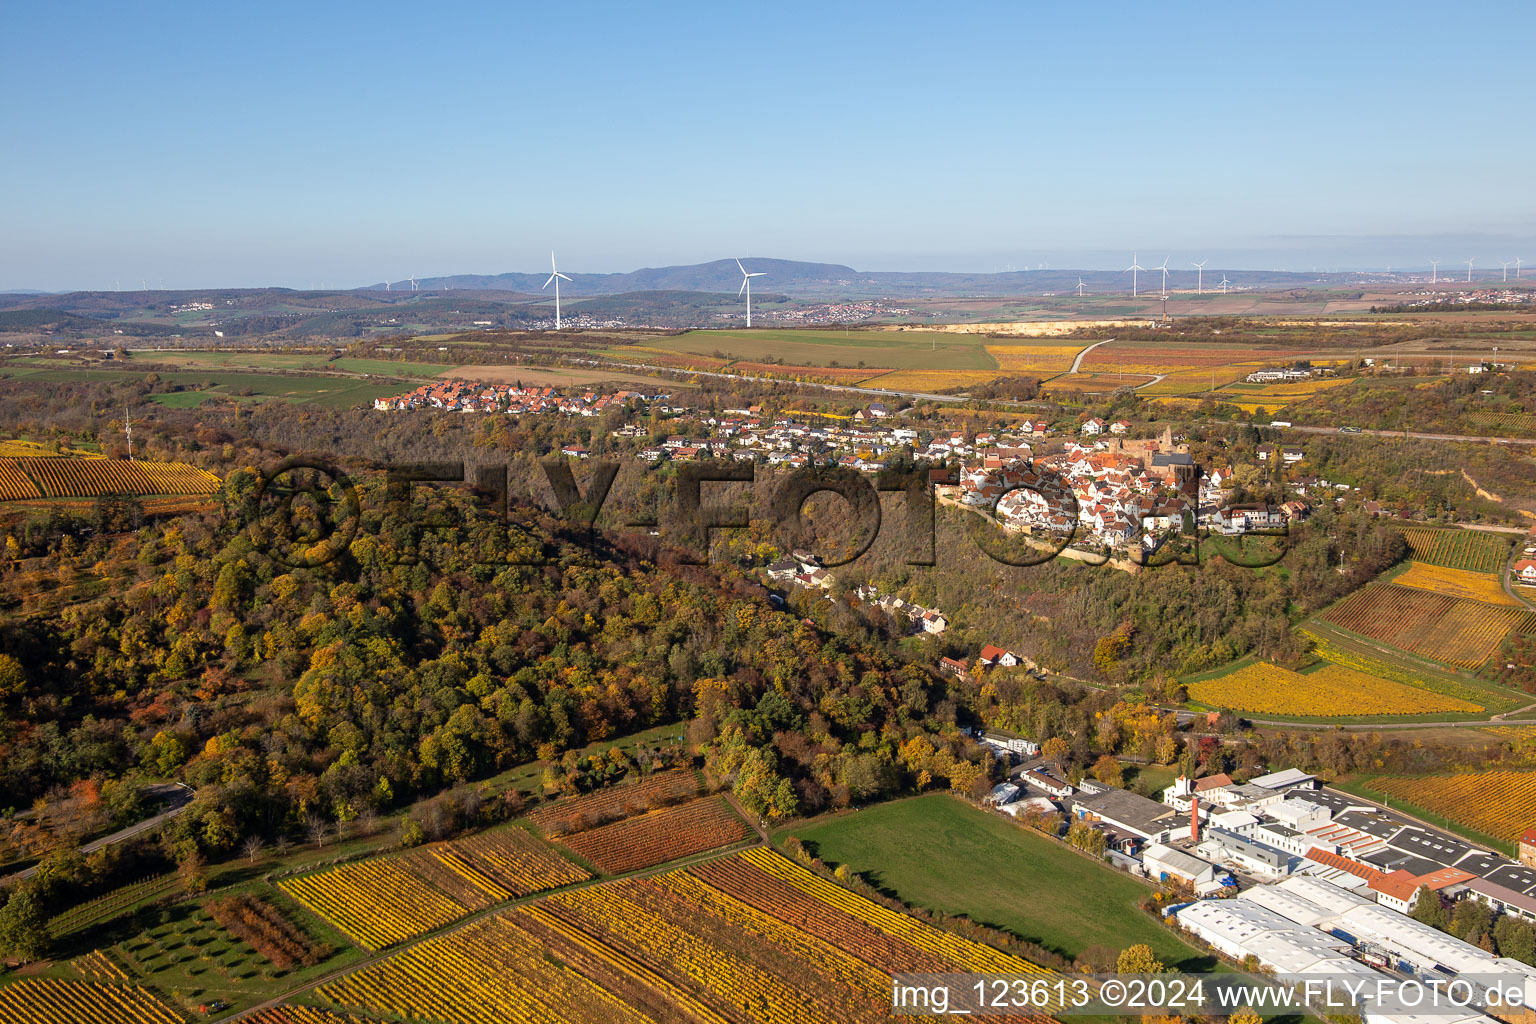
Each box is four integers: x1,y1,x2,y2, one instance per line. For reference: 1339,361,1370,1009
1192,259,1208,295
1517,257,1524,279
1219,274,1231,294
410,274,417,292
1075,277,1086,297
1502,260,1511,283
1430,259,1439,284
1125,253,1144,297
1466,258,1474,283
1157,257,1171,298
736,259,766,327
543,252,572,330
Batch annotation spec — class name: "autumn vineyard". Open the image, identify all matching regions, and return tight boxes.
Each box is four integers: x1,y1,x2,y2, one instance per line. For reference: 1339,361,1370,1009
559,794,754,874
0,455,220,501
1322,583,1536,669
1370,771,1536,844
279,826,589,951
301,849,1054,1024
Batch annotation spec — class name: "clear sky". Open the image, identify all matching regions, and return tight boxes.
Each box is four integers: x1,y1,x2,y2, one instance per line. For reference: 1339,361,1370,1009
3,0,1533,290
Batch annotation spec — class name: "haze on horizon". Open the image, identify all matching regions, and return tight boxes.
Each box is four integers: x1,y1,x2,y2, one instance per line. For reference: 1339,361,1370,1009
3,0,1533,292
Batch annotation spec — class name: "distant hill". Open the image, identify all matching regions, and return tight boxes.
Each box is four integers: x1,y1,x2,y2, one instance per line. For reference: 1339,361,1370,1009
0,307,175,336
384,258,1340,300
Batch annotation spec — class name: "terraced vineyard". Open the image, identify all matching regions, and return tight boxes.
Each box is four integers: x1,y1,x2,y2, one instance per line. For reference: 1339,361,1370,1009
1187,661,1483,717
1398,527,1513,573
559,795,753,874
279,826,587,950
1370,770,1536,843
306,849,1052,1024
1322,583,1536,668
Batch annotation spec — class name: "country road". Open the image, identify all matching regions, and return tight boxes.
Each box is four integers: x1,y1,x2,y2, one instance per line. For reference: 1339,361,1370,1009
1069,339,1112,374
0,783,193,885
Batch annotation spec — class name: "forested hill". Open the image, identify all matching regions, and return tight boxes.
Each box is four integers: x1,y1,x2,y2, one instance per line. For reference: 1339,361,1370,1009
0,476,1012,863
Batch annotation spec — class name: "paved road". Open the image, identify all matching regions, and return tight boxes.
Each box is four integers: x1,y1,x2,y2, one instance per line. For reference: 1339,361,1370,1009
1069,339,1113,374
0,783,193,885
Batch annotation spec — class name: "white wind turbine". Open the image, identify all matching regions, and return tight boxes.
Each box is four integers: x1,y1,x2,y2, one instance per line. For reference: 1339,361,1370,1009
1219,274,1231,294
1075,277,1087,297
1430,259,1439,284
1125,253,1144,297
1466,257,1475,283
1502,260,1511,283
1157,257,1171,298
1517,257,1524,279
543,252,573,330
1192,259,1208,295
736,259,766,327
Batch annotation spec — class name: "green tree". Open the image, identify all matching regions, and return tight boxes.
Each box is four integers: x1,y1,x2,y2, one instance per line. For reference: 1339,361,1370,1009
1495,915,1536,964
1409,886,1449,930
0,888,50,961
1451,897,1492,945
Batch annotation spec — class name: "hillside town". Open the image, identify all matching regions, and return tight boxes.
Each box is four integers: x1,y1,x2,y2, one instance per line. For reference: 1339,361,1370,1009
372,383,1317,557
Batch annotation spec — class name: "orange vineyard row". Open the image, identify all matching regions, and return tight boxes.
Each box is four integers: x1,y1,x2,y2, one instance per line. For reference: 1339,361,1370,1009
559,794,753,873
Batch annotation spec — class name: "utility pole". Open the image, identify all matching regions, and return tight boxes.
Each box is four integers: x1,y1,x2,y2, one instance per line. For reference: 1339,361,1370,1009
123,398,133,460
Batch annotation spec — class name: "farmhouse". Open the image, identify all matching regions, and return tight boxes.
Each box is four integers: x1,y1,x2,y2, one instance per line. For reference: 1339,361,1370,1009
1162,773,1233,813
937,656,970,682
977,645,1019,669
1515,560,1536,587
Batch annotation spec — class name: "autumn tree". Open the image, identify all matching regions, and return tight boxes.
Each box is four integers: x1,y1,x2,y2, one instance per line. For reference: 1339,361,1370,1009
1116,943,1165,974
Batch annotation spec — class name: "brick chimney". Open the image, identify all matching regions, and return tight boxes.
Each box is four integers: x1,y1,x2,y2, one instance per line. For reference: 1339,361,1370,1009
1190,796,1200,842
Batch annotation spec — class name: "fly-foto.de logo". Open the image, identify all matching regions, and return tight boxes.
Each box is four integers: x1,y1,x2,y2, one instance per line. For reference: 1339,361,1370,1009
240,456,1290,572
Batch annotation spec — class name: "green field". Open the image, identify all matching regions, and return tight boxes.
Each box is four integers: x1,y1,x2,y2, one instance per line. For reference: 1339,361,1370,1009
779,793,1211,970
0,365,412,408
649,328,1005,370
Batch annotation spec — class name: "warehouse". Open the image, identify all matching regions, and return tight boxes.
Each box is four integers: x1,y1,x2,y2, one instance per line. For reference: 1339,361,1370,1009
1143,844,1224,894
1175,899,1353,970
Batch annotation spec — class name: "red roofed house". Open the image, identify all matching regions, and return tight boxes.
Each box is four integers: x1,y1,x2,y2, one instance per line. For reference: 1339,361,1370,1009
1515,560,1536,587
977,645,1019,670
1522,827,1536,868
1369,866,1476,913
938,656,970,682
1369,869,1423,912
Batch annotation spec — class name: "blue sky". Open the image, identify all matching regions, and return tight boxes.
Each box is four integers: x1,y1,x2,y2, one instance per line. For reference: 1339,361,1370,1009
3,0,1533,289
